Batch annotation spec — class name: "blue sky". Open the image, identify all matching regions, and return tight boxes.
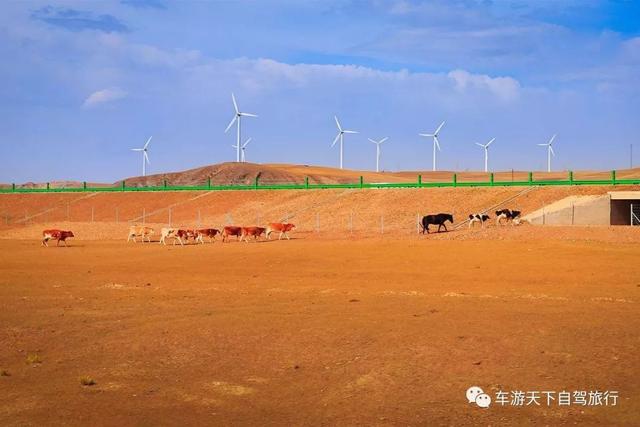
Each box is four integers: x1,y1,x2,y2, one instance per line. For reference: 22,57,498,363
1,0,639,182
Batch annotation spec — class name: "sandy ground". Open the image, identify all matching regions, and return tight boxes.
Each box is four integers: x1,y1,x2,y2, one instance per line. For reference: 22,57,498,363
1,228,639,426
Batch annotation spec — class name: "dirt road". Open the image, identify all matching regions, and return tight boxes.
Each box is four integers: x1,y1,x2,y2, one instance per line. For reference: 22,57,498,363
1,234,638,425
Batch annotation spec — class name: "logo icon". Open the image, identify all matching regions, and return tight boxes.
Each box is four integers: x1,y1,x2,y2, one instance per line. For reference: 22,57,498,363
467,386,492,408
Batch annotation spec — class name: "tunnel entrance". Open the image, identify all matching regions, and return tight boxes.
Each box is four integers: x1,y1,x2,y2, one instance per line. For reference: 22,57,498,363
609,192,640,225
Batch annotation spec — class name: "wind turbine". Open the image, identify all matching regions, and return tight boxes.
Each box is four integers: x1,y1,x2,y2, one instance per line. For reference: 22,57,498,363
232,137,252,163
419,121,445,171
331,116,358,169
224,93,257,162
368,137,388,172
537,134,556,172
131,136,152,176
475,137,495,172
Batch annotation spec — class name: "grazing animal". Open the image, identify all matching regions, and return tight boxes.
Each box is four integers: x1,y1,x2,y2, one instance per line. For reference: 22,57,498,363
495,209,522,226
266,223,296,240
421,213,454,234
42,229,74,247
127,225,154,243
468,214,490,228
159,227,185,246
221,226,243,242
193,228,220,244
240,226,266,242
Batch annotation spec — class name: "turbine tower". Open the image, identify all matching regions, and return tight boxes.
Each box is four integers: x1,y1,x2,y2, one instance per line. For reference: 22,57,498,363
419,121,445,171
368,137,388,173
233,137,252,163
331,116,358,169
224,93,257,162
537,134,556,172
131,136,152,176
475,137,495,172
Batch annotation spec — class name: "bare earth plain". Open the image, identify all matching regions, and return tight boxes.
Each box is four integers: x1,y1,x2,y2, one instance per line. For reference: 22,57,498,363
1,228,639,426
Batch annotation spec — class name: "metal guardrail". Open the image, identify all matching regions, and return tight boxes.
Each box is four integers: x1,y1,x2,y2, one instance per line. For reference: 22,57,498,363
1,171,638,194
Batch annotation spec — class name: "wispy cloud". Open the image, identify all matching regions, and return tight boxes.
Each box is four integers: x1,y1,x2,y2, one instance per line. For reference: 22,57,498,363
31,6,129,33
82,87,127,108
121,0,167,10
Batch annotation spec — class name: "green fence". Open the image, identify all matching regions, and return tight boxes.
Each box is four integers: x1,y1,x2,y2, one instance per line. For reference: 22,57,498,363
1,170,639,194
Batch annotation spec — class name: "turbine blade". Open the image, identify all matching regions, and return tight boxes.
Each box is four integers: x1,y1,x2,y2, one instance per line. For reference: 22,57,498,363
144,136,152,149
434,120,445,135
144,151,150,164
331,133,340,147
240,112,258,118
434,136,441,151
549,146,555,156
231,93,239,113
549,134,556,145
475,143,484,148
379,137,388,144
242,137,252,148
343,130,358,134
368,138,377,144
334,116,342,132
224,115,237,133
420,133,433,137
537,143,547,146
486,137,495,147
131,148,143,151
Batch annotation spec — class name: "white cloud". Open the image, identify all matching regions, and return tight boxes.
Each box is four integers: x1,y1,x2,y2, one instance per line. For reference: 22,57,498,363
448,69,520,101
82,87,127,108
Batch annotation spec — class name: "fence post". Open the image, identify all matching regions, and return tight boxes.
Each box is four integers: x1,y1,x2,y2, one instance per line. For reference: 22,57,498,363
453,173,457,187
83,181,87,191
528,172,533,185
207,177,212,189
163,179,168,190
490,173,494,186
569,170,574,185
122,180,126,191
611,170,616,185
305,176,309,189
255,175,259,189
46,182,50,191
418,175,422,187
359,176,364,189
12,183,16,192
571,203,575,225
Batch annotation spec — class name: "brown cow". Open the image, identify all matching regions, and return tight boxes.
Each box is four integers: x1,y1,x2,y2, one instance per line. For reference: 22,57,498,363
159,227,188,246
127,225,154,243
194,228,220,244
222,226,243,243
266,223,296,240
42,229,74,247
240,226,266,242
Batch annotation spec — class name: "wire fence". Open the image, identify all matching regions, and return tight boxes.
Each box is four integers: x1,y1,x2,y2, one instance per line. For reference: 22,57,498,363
2,170,639,193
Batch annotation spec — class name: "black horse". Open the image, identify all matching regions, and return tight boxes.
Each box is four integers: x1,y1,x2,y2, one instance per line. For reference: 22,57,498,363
421,213,454,234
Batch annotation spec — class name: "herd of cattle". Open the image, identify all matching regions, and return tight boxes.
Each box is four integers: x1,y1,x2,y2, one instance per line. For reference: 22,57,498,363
421,208,522,233
40,209,523,246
